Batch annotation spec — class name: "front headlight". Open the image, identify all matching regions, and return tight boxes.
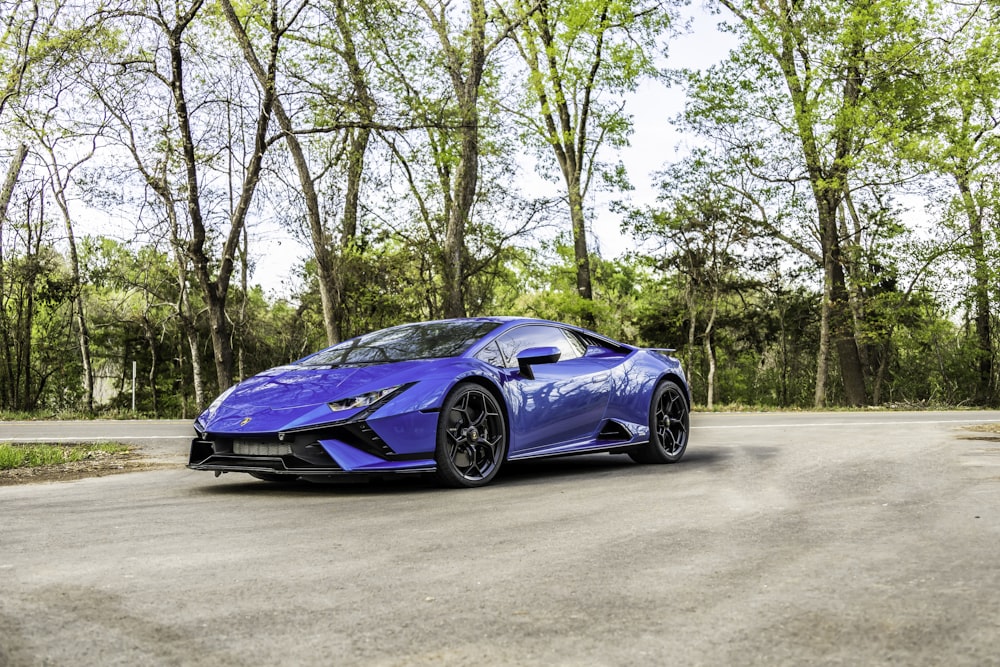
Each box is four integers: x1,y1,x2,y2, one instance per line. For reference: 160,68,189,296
328,385,404,412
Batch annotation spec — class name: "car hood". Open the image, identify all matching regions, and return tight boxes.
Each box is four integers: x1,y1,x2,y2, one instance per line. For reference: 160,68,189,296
197,359,448,434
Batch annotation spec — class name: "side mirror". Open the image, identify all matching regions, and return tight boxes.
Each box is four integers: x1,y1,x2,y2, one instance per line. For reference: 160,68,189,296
516,346,562,380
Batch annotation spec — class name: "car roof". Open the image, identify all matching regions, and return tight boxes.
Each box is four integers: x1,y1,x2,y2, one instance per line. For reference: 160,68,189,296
453,317,634,354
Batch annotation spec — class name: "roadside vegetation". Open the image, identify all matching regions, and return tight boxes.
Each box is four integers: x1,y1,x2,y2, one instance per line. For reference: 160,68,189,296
0,442,131,471
1,0,997,418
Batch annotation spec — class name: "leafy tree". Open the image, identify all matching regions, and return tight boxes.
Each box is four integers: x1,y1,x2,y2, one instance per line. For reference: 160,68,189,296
629,157,760,407
221,0,381,345
414,0,495,318
11,77,104,411
896,3,1000,405
85,0,280,393
682,0,931,406
0,176,77,410
504,0,673,326
512,237,644,341
369,0,534,320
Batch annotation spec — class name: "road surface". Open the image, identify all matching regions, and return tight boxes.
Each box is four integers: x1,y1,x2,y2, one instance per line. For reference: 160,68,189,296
1,411,999,665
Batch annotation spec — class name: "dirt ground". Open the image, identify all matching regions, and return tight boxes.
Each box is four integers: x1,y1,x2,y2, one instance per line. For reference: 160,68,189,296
0,448,169,486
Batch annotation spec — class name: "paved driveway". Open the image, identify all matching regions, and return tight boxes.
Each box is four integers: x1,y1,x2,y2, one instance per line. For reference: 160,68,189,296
1,412,999,665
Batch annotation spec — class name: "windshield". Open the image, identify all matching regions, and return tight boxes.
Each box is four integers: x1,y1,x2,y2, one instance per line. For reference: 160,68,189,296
299,320,502,367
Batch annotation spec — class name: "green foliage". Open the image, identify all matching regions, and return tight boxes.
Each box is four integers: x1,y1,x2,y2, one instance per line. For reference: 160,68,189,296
510,240,642,341
0,203,79,411
0,442,130,470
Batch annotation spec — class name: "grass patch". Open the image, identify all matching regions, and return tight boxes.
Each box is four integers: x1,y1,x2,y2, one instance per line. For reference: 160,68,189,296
0,442,132,470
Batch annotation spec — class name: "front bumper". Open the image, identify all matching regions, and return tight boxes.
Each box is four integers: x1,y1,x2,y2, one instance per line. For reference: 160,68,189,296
188,437,349,475
188,412,438,476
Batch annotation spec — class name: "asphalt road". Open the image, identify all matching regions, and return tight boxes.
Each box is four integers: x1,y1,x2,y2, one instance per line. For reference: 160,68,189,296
1,412,999,666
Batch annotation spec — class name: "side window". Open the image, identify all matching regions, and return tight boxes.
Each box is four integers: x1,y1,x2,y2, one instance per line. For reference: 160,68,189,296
557,329,587,359
493,325,585,368
475,341,506,368
562,330,590,357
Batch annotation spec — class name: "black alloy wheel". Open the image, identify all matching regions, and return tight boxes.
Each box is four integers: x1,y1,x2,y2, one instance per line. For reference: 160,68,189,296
629,380,689,464
435,383,508,488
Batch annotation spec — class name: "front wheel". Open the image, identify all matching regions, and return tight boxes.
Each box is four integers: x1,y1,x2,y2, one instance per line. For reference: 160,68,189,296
435,383,508,488
629,380,689,464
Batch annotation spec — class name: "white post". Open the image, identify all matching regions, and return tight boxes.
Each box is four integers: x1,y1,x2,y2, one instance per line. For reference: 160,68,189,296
132,361,137,412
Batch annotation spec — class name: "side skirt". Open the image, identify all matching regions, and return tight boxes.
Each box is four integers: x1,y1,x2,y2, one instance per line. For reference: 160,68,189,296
507,440,645,462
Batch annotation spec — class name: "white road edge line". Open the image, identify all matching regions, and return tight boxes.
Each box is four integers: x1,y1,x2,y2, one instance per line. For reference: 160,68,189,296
0,420,191,425
2,436,192,441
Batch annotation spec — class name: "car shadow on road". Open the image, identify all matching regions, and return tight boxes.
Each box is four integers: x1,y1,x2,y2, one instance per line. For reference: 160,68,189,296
188,448,729,496
190,473,436,496
497,448,728,486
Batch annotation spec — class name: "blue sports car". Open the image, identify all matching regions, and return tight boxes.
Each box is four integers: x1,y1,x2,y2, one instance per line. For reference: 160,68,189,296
189,317,690,487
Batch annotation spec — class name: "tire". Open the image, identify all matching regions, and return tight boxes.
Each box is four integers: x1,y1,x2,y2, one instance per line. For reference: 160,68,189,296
435,383,508,488
629,380,689,464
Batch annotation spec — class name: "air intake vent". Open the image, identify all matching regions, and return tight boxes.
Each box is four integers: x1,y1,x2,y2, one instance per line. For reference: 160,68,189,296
597,420,632,441
233,440,292,456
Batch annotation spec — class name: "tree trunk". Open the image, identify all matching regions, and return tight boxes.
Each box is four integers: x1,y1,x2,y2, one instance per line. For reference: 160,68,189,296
956,173,994,405
48,162,95,412
0,143,28,408
0,144,29,332
839,195,868,370
185,325,206,411
568,176,594,326
166,204,206,410
704,302,717,409
15,192,42,410
814,278,830,408
204,295,233,391
685,280,697,378
73,298,94,411
748,0,868,407
165,9,236,391
441,79,481,319
419,0,489,320
332,0,376,338
220,0,338,344
822,199,867,406
167,2,274,392
0,143,27,227
514,0,609,321
143,318,158,416
682,277,698,402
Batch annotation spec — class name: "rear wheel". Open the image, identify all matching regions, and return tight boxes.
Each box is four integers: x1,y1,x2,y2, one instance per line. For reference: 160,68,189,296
629,380,689,464
435,383,507,488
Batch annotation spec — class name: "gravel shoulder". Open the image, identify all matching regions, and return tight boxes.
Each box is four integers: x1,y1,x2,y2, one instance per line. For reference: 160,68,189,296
0,448,169,486
0,419,191,485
